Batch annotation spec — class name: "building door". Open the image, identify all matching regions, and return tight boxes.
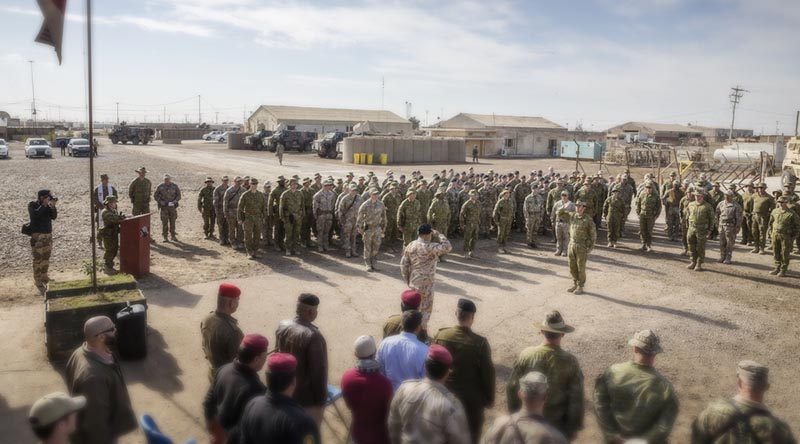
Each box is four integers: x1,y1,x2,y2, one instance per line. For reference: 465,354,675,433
548,139,558,157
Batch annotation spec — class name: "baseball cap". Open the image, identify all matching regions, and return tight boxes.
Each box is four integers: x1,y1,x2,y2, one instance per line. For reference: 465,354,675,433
29,393,86,427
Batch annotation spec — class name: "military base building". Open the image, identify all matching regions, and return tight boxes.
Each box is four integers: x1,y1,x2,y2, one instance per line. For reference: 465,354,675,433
246,105,413,135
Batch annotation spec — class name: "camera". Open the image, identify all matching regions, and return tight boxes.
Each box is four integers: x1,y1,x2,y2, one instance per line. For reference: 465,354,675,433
50,196,58,202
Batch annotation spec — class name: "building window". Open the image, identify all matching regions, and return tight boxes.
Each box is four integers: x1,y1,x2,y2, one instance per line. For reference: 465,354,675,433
505,138,514,148
287,125,296,130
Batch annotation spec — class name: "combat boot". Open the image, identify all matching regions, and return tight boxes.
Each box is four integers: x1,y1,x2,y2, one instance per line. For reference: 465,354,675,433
553,249,561,256
365,263,374,272
567,283,577,293
573,286,584,295
769,269,780,275
639,244,647,251
607,242,613,248
750,247,760,253
694,262,703,271
681,249,688,256
371,258,380,271
777,270,786,277
723,258,731,265
687,261,696,270
317,246,324,253
718,256,725,263
502,247,510,254
345,251,352,258
171,234,178,242
439,255,446,263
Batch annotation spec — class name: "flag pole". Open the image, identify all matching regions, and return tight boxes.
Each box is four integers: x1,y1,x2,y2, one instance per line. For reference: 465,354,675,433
86,0,97,292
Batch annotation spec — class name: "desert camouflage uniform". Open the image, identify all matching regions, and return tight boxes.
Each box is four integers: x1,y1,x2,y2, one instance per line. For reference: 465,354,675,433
128,177,152,215
338,192,361,256
716,200,743,262
357,198,387,268
301,185,315,248
523,191,545,246
154,182,181,239
691,397,797,444
238,188,266,256
400,231,452,327
768,206,800,273
312,188,336,251
280,188,305,254
483,412,568,444
388,379,471,444
551,200,576,256
198,184,215,238
223,185,245,247
213,182,229,244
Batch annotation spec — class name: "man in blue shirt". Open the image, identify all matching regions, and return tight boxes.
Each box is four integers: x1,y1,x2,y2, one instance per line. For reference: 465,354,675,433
376,310,428,390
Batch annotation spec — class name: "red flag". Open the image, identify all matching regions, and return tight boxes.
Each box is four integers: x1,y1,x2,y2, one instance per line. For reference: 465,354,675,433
35,0,67,64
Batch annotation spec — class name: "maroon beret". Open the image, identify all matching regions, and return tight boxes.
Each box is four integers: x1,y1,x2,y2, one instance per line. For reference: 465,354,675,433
241,334,268,354
267,353,297,373
427,344,453,367
400,289,421,308
218,282,241,299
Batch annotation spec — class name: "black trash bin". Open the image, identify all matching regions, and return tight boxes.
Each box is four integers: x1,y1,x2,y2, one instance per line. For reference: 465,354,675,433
116,304,147,360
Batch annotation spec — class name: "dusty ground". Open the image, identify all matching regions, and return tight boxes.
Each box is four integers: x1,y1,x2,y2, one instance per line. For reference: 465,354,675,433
1,140,798,443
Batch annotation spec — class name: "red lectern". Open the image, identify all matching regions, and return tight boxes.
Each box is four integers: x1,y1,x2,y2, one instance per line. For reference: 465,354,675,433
120,213,151,277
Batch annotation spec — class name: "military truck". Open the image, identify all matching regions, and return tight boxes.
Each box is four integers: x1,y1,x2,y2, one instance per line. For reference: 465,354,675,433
314,131,346,159
108,122,155,145
262,130,317,152
244,130,274,150
782,136,800,185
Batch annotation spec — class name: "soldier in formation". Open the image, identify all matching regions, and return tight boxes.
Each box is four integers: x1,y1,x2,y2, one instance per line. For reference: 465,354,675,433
128,166,152,216
238,178,266,259
749,182,775,254
223,177,245,250
686,188,715,271
636,181,661,252
312,180,336,252
551,191,575,257
197,177,216,239
561,200,596,294
357,188,387,271
523,184,545,249
213,176,230,246
154,174,182,242
768,195,800,276
339,183,362,258
603,188,625,248
460,190,481,258
268,176,287,252
280,178,305,256
716,189,743,264
99,196,126,271
662,180,684,242
493,189,514,254
397,189,422,247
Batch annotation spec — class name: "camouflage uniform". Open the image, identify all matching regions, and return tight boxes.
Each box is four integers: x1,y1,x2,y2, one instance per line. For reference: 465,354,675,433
523,190,545,246
514,181,532,232
636,190,661,249
213,181,229,245
280,187,305,255
691,397,797,444
200,312,244,381
312,187,336,251
484,412,568,444
382,189,402,250
506,344,584,439
741,189,754,245
100,206,125,268
663,186,684,241
154,181,181,239
594,361,679,444
768,205,800,274
447,186,462,236
237,186,266,256
428,195,451,237
416,186,433,223
388,379,471,444
680,193,694,254
223,184,245,248
552,200,576,256
397,196,423,246
716,199,743,263
261,185,273,246
707,187,724,239
197,183,216,238
750,192,775,252
338,189,361,256
687,199,715,266
617,181,635,234
356,197,387,269
493,194,514,250
562,209,596,290
479,183,496,237
268,182,287,251
128,176,152,215
301,184,315,248
400,231,452,327
603,193,626,245
460,197,481,254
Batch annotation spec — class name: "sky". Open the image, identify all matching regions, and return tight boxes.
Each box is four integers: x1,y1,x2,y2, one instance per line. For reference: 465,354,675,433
1,0,799,133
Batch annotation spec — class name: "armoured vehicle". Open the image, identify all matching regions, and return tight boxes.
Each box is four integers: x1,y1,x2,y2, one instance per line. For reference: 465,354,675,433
245,129,274,150
108,122,155,145
262,130,317,152
314,131,346,159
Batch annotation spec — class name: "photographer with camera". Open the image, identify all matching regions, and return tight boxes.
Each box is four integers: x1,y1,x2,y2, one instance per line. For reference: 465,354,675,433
99,196,127,272
27,190,58,289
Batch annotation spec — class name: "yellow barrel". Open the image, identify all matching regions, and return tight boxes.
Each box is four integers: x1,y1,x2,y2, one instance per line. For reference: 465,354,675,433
379,153,388,165
366,154,374,165
353,153,361,164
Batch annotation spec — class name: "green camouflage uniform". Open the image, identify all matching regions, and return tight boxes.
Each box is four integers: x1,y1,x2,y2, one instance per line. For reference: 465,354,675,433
237,188,266,256
100,207,125,267
561,210,596,287
197,184,215,237
506,344,584,439
338,191,361,255
479,184,497,237
707,188,724,238
397,197,422,246
717,200,743,262
128,177,152,215
200,311,243,381
382,190,402,249
687,200,715,265
280,188,305,254
416,187,433,223
301,185,315,248
523,191,545,246
312,188,336,251
356,198,387,267
447,187,462,236
261,186,272,246
428,196,451,236
223,185,245,247
493,195,514,248
636,191,662,248
514,181,532,232
433,326,495,443
663,187,684,241
154,182,181,238
593,361,679,444
552,200,576,255
680,194,694,253
751,194,775,251
213,183,229,244
460,198,481,253
691,397,797,444
268,183,287,251
768,207,800,273
603,194,626,244
741,190,754,245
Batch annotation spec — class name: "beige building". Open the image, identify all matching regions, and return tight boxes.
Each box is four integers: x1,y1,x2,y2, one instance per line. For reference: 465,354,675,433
246,105,412,135
427,113,566,157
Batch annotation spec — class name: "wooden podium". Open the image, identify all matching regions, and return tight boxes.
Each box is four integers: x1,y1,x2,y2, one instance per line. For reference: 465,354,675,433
119,213,151,278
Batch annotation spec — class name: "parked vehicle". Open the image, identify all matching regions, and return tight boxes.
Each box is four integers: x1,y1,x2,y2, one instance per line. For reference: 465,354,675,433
263,130,317,152
217,131,231,143
203,130,224,141
67,138,92,157
245,130,274,150
108,122,155,145
25,138,53,158
0,139,8,158
314,131,347,159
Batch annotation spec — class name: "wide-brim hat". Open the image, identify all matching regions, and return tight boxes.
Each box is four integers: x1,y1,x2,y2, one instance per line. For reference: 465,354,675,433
628,329,663,354
537,310,575,334
135,167,147,173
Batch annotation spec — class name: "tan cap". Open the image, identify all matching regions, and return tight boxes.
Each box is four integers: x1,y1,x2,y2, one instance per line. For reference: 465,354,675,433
83,315,115,339
519,371,548,396
29,392,86,427
628,329,663,354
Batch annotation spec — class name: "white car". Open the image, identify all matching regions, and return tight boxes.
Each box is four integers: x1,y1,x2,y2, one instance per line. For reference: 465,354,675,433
203,130,223,141
0,139,8,158
25,138,52,158
217,131,230,143
67,138,92,157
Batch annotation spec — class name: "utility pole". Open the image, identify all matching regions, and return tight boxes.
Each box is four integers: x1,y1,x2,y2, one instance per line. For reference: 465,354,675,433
795,110,799,136
29,60,37,130
198,94,201,124
728,85,748,143
116,102,119,124
163,106,166,124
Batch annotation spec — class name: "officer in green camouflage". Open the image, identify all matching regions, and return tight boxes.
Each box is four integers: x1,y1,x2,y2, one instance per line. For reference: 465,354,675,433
603,188,626,248
433,299,495,443
523,184,545,248
679,187,695,256
312,180,336,252
260,181,273,247
237,178,266,259
560,200,596,294
750,183,775,254
100,196,126,270
514,178,532,233
686,190,716,271
427,188,451,260
493,190,514,254
506,310,584,441
594,330,678,444
338,183,362,258
636,182,661,251
446,182,463,236
716,190,743,264
707,181,724,240
691,360,796,444
768,195,800,276
223,176,245,250
460,190,481,259
213,176,230,246
741,181,755,245
268,176,287,252
280,178,305,256
128,166,152,216
301,177,315,249
197,177,216,239
416,181,432,223
357,188,387,271
382,184,402,252
662,180,684,242
397,189,422,247
154,174,182,242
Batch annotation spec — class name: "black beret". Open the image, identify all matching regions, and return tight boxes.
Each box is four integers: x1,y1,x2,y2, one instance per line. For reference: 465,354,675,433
38,189,52,198
418,224,432,235
457,298,476,313
298,293,320,306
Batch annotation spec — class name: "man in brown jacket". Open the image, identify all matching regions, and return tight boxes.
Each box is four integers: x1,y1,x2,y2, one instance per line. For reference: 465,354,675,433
201,282,245,381
275,293,328,425
66,315,137,444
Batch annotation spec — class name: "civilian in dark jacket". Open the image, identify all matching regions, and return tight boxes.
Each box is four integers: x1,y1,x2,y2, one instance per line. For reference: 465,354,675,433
203,334,268,444
341,335,393,444
239,353,320,444
275,293,328,425
66,316,136,444
29,189,58,288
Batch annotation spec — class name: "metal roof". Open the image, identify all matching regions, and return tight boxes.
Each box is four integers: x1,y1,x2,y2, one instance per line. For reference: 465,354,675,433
256,105,410,124
611,122,704,133
458,113,564,129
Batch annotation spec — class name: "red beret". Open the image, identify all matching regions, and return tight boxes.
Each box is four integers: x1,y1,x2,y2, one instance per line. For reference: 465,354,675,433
267,353,297,373
241,334,268,354
400,289,421,308
218,282,241,299
427,344,453,367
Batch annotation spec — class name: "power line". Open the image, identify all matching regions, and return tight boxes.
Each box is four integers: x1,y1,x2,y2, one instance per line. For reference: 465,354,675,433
728,85,748,142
